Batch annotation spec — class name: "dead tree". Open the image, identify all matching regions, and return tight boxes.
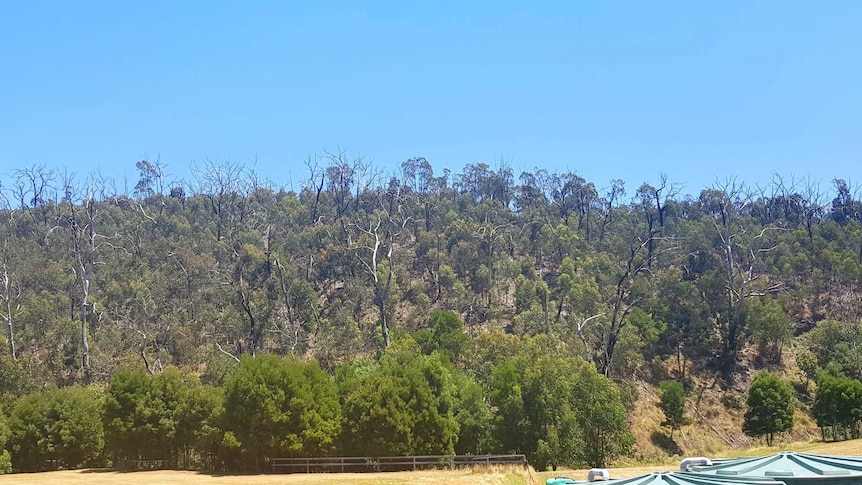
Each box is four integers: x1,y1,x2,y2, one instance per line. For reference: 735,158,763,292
65,177,108,374
0,242,19,360
192,160,246,242
13,165,58,236
636,174,682,268
700,180,782,375
348,207,410,348
598,235,652,377
303,155,327,224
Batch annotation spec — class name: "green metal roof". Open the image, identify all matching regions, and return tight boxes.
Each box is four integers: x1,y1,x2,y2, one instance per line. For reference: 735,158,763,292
689,452,862,482
547,471,787,485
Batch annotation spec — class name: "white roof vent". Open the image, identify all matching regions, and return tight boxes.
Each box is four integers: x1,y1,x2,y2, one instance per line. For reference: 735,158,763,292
680,457,713,472
589,468,611,481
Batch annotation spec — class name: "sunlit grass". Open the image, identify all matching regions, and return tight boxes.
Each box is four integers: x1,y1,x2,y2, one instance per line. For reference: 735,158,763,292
5,439,862,485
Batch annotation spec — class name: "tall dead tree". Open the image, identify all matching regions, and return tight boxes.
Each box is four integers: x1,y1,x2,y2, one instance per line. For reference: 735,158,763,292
192,160,246,242
13,166,59,239
303,155,327,224
0,242,18,360
799,176,826,243
598,234,652,377
65,178,106,374
348,204,410,348
598,179,625,244
635,174,681,268
0,188,17,360
700,180,782,376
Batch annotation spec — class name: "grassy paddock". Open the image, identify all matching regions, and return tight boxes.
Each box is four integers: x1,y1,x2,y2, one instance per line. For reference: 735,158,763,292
0,467,532,485
6,440,862,485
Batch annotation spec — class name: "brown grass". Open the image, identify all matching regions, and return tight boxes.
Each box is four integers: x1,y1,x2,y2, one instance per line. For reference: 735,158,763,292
0,428,835,485
0,468,532,485
6,439,862,484
628,371,823,463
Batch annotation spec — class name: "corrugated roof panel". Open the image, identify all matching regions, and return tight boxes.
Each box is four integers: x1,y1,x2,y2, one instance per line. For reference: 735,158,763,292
549,471,787,485
690,452,862,484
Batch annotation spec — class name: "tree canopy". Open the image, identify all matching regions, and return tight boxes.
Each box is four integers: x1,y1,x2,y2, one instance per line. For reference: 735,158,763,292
743,371,794,445
658,380,691,439
1,159,862,471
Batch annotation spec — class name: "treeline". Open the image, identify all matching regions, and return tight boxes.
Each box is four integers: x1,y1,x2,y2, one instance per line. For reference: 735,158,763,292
0,321,632,472
2,158,861,382
2,157,862,469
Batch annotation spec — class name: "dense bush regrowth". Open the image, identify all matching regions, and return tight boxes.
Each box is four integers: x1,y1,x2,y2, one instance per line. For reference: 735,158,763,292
223,355,340,470
3,159,862,470
1,335,636,472
9,387,105,471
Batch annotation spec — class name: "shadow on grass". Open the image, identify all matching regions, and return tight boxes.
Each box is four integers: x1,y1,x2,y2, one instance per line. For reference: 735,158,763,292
81,468,266,477
651,431,683,456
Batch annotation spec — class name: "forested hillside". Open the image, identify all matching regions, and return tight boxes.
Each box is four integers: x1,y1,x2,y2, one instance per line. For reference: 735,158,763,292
0,157,861,471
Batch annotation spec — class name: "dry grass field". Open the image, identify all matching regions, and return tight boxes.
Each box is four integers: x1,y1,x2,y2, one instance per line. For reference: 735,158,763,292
5,439,862,485
0,466,531,485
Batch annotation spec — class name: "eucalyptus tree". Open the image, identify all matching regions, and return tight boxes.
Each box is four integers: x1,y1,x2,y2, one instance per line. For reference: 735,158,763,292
743,371,794,445
64,175,109,373
589,210,663,377
347,203,409,347
340,345,460,456
0,241,18,360
698,180,782,375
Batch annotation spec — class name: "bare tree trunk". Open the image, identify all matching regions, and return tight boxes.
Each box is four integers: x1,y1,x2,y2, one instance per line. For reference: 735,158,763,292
349,210,406,349
374,244,395,348
600,237,650,377
577,313,605,362
1,266,15,360
78,260,90,371
237,275,259,358
377,298,390,348
69,193,100,374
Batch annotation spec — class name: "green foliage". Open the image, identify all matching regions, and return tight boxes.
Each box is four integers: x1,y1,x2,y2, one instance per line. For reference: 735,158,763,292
797,351,819,395
0,405,10,474
414,310,469,362
808,320,862,379
488,336,632,469
535,418,581,472
103,368,152,463
461,331,522,386
9,386,105,472
103,367,223,468
743,371,794,445
340,348,459,456
5,160,862,469
746,297,793,362
451,370,494,454
223,355,340,470
609,309,666,377
797,351,819,383
812,372,862,441
571,364,635,467
658,380,691,438
0,355,30,412
489,360,528,455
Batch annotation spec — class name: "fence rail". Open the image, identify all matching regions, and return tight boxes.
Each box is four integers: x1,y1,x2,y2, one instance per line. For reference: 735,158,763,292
270,454,528,473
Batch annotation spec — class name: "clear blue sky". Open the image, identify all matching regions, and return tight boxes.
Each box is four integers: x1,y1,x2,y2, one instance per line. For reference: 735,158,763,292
1,1,860,196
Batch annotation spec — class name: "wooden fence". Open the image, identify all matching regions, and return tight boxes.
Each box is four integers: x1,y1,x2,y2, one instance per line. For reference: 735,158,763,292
270,454,528,473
